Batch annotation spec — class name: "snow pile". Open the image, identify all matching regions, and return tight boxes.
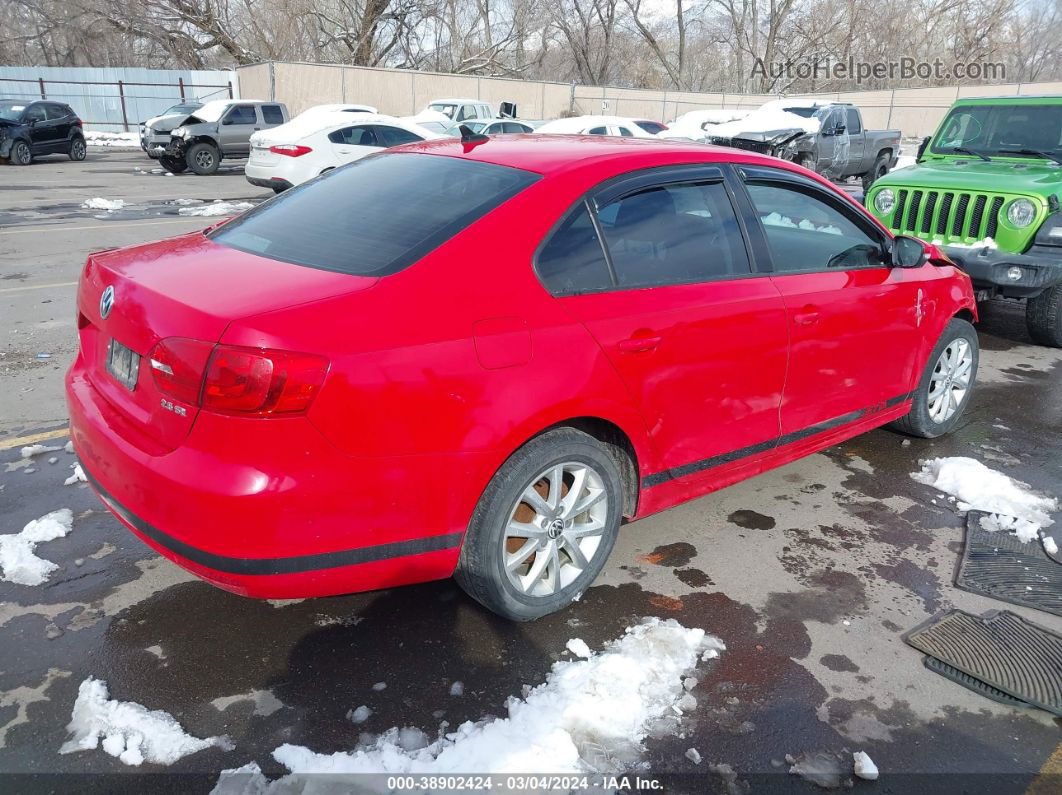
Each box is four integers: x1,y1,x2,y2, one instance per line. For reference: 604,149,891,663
912,457,1057,542
932,237,998,251
0,508,73,586
61,678,232,766
761,212,842,235
64,463,86,486
853,751,879,781
82,198,126,211
661,109,750,141
893,155,917,170
21,443,62,458
213,619,722,790
178,201,254,217
84,131,140,147
708,99,826,139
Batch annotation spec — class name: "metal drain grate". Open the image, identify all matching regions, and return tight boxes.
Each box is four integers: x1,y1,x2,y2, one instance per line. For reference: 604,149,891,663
905,610,1062,715
957,512,1062,617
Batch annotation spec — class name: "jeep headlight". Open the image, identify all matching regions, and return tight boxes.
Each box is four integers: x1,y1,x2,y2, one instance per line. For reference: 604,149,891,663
874,188,896,215
1007,198,1036,228
172,127,188,138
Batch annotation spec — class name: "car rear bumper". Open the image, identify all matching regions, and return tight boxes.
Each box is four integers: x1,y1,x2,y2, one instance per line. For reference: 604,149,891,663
943,244,1062,298
66,354,472,599
246,175,293,191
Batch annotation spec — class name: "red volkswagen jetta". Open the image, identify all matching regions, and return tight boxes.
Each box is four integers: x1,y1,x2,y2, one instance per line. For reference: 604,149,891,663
67,135,978,620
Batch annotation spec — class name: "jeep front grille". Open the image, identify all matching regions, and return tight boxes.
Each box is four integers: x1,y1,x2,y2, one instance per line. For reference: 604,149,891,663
890,189,1008,245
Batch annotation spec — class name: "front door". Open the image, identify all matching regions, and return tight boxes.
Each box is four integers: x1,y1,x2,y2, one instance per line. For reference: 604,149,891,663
23,104,52,153
738,165,924,434
542,166,790,479
218,104,259,156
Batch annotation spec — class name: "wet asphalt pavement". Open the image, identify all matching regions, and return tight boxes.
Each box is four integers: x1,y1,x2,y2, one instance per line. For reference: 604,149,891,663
1,150,1061,793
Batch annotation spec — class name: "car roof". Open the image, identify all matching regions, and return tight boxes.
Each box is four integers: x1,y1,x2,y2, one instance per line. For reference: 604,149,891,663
953,94,1062,102
430,98,484,105
390,133,794,175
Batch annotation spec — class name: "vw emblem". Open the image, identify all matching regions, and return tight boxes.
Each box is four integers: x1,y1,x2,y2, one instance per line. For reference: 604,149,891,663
99,286,115,319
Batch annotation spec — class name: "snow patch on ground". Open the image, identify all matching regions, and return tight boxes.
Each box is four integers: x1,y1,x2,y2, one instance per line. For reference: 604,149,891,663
931,236,998,250
0,509,73,586
84,131,140,147
177,201,254,217
61,678,232,766
212,619,721,791
211,689,284,717
912,457,1057,537
1043,535,1059,556
64,463,86,486
81,198,126,211
20,443,62,458
853,750,879,780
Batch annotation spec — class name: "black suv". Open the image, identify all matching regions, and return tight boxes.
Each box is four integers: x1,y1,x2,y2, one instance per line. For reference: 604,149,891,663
0,99,86,165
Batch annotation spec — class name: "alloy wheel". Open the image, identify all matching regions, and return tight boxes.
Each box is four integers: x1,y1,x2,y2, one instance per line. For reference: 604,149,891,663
928,338,973,423
71,139,86,160
13,142,31,165
502,461,609,597
194,149,215,169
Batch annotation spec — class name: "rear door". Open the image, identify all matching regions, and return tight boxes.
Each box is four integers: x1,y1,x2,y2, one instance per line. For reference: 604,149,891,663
218,104,259,155
327,124,381,165
737,165,924,434
45,103,72,150
540,165,789,481
844,107,866,176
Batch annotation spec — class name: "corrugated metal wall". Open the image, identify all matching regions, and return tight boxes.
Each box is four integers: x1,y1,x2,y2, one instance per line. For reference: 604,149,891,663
0,66,239,131
239,61,1062,138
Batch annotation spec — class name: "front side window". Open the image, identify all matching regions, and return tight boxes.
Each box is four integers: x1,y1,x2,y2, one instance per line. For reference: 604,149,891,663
428,103,459,119
327,126,378,146
224,105,258,125
210,153,538,276
261,104,284,124
744,182,887,272
24,104,47,123
597,181,750,288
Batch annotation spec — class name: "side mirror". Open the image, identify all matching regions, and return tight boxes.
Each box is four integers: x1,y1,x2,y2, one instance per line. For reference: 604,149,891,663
916,136,931,161
27,118,38,127
892,235,928,268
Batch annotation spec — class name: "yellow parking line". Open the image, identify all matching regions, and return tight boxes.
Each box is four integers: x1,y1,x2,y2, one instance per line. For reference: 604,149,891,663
0,427,69,451
0,218,208,235
0,281,77,294
1026,741,1062,794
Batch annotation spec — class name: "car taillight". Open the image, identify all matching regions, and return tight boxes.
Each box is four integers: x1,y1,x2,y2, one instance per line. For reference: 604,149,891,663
269,144,312,157
203,346,328,415
148,339,328,416
149,338,214,404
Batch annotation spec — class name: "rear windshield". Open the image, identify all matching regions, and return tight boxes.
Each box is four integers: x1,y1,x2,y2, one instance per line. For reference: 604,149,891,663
209,152,539,276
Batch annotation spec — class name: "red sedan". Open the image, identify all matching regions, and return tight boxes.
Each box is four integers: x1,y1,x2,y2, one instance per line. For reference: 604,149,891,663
67,135,978,620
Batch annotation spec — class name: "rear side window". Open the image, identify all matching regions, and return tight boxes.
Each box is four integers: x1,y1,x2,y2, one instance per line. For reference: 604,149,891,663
588,126,608,135
617,126,634,137
328,126,378,146
210,153,539,276
45,104,69,120
845,108,861,134
597,182,751,288
375,125,422,147
225,105,257,125
261,104,285,124
536,203,612,294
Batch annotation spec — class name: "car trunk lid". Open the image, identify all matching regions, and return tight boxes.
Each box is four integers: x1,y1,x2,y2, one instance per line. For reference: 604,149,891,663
78,231,376,453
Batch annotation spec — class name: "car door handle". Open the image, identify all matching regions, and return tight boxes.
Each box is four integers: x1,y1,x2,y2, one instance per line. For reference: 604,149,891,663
618,336,662,353
794,308,820,325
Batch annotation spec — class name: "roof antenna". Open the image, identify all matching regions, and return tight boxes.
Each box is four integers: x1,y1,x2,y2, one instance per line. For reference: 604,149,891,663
459,124,489,144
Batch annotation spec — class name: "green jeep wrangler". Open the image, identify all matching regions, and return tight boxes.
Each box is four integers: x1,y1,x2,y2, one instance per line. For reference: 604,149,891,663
866,96,1062,347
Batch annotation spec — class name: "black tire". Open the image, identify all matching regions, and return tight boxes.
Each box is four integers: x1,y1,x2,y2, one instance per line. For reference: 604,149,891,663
1026,285,1062,348
10,140,32,165
69,136,86,161
158,155,187,174
862,153,891,193
890,318,979,438
186,142,220,175
455,427,624,621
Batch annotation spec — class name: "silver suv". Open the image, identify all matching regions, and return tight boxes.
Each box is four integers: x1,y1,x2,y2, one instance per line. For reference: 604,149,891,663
160,99,289,175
